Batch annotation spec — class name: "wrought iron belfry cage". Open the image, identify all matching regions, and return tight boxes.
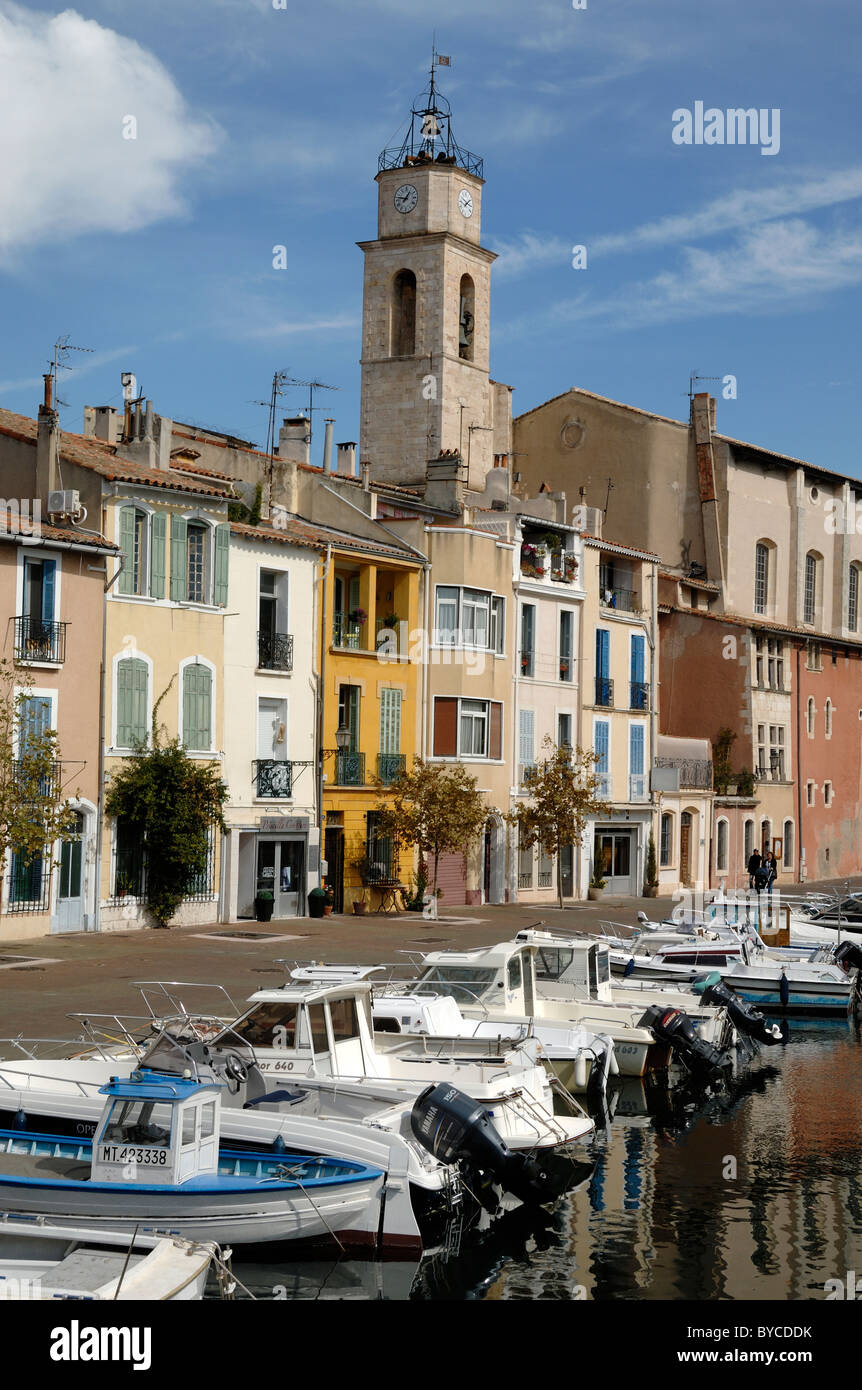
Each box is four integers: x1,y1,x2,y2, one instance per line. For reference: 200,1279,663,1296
378,66,483,179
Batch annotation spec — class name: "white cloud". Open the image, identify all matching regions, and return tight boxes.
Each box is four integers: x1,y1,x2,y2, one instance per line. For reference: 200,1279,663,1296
491,231,572,279
0,3,220,261
0,343,137,396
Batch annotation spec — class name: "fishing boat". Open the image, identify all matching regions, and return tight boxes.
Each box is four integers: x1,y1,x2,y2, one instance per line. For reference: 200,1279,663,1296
0,1069,386,1248
0,1214,221,1300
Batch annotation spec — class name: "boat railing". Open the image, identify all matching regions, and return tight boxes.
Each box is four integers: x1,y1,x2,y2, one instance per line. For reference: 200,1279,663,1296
0,1060,106,1096
132,980,241,1025
0,1034,126,1063
64,1013,155,1057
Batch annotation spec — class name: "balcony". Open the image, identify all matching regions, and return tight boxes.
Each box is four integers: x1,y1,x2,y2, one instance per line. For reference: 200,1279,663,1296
11,759,61,800
600,586,638,613
377,753,405,785
629,774,648,802
595,773,611,800
520,544,578,584
654,757,713,790
595,676,614,707
630,681,649,711
333,613,364,649
257,630,294,672
519,763,538,789
335,751,366,787
253,759,293,798
14,617,67,665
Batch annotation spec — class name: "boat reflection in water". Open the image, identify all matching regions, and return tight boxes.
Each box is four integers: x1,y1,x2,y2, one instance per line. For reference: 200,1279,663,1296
232,1024,862,1300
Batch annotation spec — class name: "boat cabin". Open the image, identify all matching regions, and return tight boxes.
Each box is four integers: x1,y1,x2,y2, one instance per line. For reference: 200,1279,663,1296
224,979,376,1079
91,1071,221,1187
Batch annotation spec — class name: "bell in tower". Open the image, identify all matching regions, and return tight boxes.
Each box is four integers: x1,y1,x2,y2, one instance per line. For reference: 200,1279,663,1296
357,57,510,492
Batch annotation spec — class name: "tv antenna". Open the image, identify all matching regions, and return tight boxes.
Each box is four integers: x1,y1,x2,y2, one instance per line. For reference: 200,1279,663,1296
50,335,94,410
688,371,722,400
252,371,341,460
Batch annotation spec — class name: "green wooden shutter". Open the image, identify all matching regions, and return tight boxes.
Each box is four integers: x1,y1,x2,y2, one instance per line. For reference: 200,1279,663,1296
118,507,135,595
117,658,148,747
170,516,188,601
214,524,229,606
150,513,166,599
183,664,212,750
379,688,402,754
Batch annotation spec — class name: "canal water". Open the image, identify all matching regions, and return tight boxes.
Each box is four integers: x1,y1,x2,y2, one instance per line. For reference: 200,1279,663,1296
229,1020,862,1301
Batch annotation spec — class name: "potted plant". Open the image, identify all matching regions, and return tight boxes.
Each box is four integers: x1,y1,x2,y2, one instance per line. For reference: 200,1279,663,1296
115,872,133,899
254,888,275,922
559,659,570,678
308,885,328,919
323,886,335,917
588,867,607,901
348,607,367,626
643,832,659,898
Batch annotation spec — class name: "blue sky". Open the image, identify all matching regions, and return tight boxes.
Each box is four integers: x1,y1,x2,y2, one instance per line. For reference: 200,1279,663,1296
1,0,861,475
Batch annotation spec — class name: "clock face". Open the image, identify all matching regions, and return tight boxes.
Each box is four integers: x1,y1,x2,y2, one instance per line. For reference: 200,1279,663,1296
458,188,474,219
394,184,418,214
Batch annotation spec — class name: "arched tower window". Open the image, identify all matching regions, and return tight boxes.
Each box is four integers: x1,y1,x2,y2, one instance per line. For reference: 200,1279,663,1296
391,270,416,356
804,551,822,625
458,274,475,361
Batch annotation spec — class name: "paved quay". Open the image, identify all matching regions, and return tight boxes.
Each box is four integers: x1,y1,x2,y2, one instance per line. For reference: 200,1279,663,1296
0,876,856,1040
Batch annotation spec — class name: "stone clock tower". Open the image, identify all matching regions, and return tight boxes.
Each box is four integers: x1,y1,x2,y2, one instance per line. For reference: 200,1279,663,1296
358,72,499,490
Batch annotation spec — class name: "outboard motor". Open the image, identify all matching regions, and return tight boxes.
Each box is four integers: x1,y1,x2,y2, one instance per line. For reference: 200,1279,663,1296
692,974,786,1045
410,1083,571,1208
640,1005,730,1085
835,940,862,976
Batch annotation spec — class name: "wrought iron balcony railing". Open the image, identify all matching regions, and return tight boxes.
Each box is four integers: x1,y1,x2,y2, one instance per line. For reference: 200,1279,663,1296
595,773,611,800
600,586,638,612
654,757,713,790
253,759,293,798
377,753,405,785
335,751,366,786
629,774,648,802
14,617,67,664
630,681,649,710
595,676,614,707
257,630,294,672
11,759,61,800
333,614,364,649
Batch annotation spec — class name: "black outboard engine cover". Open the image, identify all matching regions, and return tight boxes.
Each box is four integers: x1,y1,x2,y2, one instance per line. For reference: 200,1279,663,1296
410,1083,569,1208
695,975,785,1045
641,1005,729,1084
835,941,862,974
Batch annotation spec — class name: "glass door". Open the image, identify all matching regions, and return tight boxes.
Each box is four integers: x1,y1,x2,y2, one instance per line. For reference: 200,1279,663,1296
54,812,85,932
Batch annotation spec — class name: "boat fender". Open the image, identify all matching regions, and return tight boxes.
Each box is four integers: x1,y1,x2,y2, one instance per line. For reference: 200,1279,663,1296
12,1109,27,1131
779,972,790,1009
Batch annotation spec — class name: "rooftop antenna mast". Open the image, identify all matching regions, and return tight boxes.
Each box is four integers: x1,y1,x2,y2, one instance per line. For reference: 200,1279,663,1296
252,370,292,462
281,376,341,454
50,335,94,410
688,371,722,401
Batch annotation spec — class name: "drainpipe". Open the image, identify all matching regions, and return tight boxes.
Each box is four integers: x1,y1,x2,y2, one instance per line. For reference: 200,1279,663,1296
649,560,658,880
92,553,125,933
796,641,804,882
420,560,431,759
316,545,332,886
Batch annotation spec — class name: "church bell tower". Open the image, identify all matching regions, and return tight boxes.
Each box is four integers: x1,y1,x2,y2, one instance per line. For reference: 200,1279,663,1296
358,66,498,490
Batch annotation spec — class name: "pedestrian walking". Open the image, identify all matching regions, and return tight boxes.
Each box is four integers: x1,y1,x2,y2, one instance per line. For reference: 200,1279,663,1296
747,848,762,889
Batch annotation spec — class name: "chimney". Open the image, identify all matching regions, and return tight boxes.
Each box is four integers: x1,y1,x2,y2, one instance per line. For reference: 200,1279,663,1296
37,382,60,497
83,405,120,444
424,450,466,513
278,416,310,468
336,441,357,476
361,461,371,492
322,418,335,472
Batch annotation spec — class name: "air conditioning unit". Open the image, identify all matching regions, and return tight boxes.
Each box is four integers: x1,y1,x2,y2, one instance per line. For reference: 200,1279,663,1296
47,489,81,518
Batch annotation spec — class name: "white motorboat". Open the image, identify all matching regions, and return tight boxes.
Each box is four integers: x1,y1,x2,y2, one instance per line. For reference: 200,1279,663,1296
0,1215,221,1300
0,1070,388,1249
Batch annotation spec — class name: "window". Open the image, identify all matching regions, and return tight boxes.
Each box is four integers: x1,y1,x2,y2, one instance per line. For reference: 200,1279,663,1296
233,1002,299,1048
391,270,416,356
366,812,396,882
534,946,574,981
806,781,815,806
557,712,572,751
849,565,860,632
114,817,145,897
328,998,360,1045
458,274,475,361
256,697,288,797
629,724,645,800
22,556,56,625
507,956,522,990
660,813,672,867
595,628,611,706
594,719,609,797
519,709,535,784
757,724,767,778
103,1099,172,1148
754,543,769,615
378,688,403,783
806,641,822,671
630,634,647,709
118,506,165,599
517,826,533,890
806,697,815,737
559,610,573,682
537,843,553,888
761,819,771,854
258,569,291,669
716,819,729,873
824,781,833,806
755,636,764,686
769,725,785,781
744,819,754,862
520,604,535,677
460,699,488,756
804,552,820,625
782,821,794,871
767,640,784,690
434,586,504,651
825,699,833,738
170,519,229,606
433,697,502,759
116,657,149,748
182,662,213,751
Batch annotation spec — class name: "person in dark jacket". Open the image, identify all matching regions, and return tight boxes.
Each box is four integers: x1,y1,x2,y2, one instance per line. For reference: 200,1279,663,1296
747,849,762,888
762,850,778,894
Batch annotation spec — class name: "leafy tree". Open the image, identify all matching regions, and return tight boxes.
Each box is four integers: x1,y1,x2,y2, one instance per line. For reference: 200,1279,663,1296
374,759,490,913
105,681,228,927
508,738,610,909
0,659,78,893
644,830,658,891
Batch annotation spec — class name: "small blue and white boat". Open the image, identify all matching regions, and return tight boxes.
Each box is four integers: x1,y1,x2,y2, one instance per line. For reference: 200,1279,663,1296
0,1069,384,1248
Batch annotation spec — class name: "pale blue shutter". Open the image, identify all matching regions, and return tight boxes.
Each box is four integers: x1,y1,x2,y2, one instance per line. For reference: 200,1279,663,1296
150,514,166,599
19,695,51,753
183,665,212,750
118,507,135,595
596,628,609,678
214,524,230,606
117,659,148,747
170,516,188,601
41,560,56,623
519,709,534,767
629,724,644,775
594,720,609,773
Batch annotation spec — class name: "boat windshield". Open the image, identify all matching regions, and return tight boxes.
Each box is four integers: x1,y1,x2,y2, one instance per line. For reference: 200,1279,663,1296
103,1099,173,1147
232,1002,299,1048
414,967,497,1004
